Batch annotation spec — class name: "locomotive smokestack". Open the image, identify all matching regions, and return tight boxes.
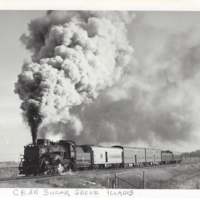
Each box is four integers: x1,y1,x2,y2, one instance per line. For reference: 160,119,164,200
30,119,39,145
14,11,134,141
31,127,37,145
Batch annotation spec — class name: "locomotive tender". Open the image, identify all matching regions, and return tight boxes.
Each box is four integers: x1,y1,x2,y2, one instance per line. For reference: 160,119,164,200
19,139,182,176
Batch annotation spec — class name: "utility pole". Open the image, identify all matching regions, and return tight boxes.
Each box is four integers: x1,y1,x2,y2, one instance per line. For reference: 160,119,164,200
107,177,110,188
114,173,117,188
142,171,145,189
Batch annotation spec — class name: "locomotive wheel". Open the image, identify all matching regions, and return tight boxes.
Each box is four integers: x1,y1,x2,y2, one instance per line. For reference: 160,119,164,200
40,157,53,175
44,165,54,175
24,172,30,176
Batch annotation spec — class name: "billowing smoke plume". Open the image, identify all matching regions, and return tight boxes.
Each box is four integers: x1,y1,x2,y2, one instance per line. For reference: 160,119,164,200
15,11,134,143
77,12,200,152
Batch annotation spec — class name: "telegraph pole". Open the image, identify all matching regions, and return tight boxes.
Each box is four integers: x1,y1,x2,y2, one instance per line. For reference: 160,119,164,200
142,171,145,189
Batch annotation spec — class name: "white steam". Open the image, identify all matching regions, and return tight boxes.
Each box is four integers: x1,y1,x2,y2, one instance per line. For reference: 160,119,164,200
15,11,134,142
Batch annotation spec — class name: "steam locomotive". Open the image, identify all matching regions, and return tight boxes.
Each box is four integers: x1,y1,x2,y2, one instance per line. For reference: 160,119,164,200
19,139,182,176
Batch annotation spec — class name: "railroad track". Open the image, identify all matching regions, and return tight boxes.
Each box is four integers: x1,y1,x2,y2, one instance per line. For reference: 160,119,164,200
0,174,61,182
0,161,198,183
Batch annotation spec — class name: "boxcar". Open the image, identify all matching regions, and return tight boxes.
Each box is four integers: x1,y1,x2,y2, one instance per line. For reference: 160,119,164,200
145,148,161,164
124,147,145,167
172,152,182,163
113,146,146,167
161,150,173,164
85,146,123,168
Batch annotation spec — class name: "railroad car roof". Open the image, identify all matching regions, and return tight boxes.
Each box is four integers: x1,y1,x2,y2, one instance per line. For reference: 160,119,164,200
113,145,162,151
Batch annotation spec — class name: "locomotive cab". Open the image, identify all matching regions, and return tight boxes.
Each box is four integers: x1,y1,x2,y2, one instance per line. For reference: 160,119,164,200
57,140,77,171
58,140,76,160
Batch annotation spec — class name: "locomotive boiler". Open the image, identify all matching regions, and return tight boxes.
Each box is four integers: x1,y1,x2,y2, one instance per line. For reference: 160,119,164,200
19,139,76,175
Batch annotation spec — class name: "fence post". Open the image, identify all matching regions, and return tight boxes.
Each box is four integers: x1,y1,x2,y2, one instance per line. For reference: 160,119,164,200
142,171,145,189
112,178,115,188
114,173,117,188
107,177,110,188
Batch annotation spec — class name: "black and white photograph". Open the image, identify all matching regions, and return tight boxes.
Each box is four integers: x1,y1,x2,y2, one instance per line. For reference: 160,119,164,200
1,9,200,190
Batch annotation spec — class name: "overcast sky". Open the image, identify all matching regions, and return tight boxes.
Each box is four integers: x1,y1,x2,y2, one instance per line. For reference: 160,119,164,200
0,11,44,161
1,11,200,161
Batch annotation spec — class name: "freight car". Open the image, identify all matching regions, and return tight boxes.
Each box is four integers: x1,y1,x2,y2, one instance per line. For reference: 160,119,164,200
19,139,183,176
145,148,161,165
80,145,123,168
161,150,173,164
113,146,146,167
72,145,123,169
113,146,163,166
172,152,182,164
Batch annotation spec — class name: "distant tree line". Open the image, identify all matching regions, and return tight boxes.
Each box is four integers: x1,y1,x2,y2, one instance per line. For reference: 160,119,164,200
182,150,200,158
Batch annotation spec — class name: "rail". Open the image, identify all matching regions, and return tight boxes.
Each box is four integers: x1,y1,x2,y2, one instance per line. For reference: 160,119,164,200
0,174,61,182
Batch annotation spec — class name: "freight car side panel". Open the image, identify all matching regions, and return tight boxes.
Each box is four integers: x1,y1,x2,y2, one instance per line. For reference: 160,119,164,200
145,148,161,163
173,152,182,163
123,147,145,164
161,151,173,163
91,146,122,165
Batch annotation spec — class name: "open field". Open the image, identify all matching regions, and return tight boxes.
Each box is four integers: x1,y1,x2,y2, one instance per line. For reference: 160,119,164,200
0,159,200,189
0,162,18,179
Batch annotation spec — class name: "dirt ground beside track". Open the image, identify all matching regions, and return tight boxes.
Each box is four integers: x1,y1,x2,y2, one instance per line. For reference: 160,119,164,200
0,160,200,189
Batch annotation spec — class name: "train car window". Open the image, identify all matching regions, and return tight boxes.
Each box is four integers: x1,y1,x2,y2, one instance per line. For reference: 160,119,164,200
105,152,108,162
